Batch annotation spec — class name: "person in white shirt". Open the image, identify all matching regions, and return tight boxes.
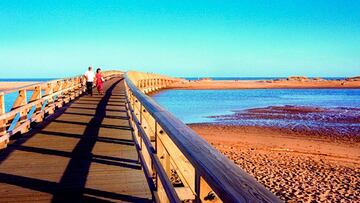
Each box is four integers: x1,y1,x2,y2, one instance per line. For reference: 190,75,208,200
84,66,95,96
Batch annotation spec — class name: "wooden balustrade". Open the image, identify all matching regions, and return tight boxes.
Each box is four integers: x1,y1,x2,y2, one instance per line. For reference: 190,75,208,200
0,70,123,149
125,71,281,203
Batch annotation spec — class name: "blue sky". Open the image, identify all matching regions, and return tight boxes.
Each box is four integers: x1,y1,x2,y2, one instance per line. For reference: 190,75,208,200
0,0,359,78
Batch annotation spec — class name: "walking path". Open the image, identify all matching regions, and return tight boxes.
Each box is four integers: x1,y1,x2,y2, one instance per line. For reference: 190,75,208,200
0,77,152,202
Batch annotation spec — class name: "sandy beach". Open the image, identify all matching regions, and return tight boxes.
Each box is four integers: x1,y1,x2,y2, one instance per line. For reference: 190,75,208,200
0,82,36,91
189,124,360,202
171,77,360,90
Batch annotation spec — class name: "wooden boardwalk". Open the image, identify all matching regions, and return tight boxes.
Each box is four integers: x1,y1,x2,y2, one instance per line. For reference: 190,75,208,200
0,78,153,202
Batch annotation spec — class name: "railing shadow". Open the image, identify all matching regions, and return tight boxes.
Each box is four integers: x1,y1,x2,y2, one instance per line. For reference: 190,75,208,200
0,172,152,202
51,79,121,202
15,145,141,169
39,130,135,146
68,106,128,113
63,112,130,120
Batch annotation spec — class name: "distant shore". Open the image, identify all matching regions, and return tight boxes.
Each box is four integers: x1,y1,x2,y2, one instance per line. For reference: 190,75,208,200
188,123,360,202
2,76,360,91
171,76,360,89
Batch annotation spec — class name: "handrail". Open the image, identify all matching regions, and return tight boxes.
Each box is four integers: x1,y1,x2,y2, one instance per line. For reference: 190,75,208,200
0,70,123,94
0,70,123,149
126,99,181,203
124,71,281,202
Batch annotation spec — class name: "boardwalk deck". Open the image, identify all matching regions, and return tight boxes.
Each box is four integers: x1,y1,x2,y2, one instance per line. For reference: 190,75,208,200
0,77,153,202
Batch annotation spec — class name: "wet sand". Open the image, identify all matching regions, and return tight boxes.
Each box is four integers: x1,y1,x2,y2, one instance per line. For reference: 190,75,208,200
171,77,360,90
210,105,360,141
188,124,360,202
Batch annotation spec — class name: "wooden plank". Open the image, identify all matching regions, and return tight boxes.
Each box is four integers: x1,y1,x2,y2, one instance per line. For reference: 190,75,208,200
156,126,196,193
175,187,195,201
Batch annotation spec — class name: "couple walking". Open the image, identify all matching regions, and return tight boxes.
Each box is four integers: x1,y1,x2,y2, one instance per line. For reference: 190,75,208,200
84,66,104,96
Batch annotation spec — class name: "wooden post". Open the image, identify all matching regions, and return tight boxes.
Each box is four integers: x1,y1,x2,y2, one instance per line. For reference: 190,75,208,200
156,176,170,203
67,79,75,100
74,77,80,97
139,107,154,176
160,79,164,89
157,125,196,193
11,89,29,134
0,92,5,116
62,80,71,103
44,83,55,115
0,92,9,149
77,77,82,95
157,138,171,178
54,80,61,92
29,85,43,123
199,176,221,202
55,81,64,108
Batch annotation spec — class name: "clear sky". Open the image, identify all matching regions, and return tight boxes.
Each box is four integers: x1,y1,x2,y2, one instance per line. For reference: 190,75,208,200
0,0,359,78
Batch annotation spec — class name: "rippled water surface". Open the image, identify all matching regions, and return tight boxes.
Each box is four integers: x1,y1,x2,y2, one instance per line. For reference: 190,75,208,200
152,89,360,124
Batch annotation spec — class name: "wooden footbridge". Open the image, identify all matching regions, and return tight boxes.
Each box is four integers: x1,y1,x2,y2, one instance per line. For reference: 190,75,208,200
0,70,280,202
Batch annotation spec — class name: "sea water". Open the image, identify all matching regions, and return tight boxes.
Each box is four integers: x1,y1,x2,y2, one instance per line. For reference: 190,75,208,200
152,89,360,124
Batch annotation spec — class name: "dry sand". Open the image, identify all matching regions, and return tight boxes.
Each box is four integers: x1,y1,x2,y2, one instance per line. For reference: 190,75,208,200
189,124,360,202
171,77,360,90
0,82,36,91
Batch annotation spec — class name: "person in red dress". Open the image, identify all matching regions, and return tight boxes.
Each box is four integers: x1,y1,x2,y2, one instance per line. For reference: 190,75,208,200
95,68,105,95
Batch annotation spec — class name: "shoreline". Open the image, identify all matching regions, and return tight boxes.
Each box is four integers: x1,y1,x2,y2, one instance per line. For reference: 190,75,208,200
2,76,360,92
188,123,360,202
170,77,360,90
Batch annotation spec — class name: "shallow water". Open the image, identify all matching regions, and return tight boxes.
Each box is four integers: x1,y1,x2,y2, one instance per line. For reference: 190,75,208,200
3,91,37,112
152,89,360,124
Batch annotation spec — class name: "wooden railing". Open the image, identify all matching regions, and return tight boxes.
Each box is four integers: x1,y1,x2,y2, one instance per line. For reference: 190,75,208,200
0,70,123,149
124,71,281,203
